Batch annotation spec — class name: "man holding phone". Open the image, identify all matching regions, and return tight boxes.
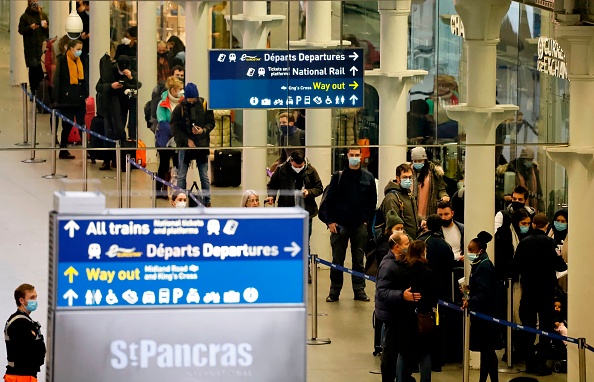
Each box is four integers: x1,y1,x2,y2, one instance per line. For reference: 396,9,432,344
18,0,49,97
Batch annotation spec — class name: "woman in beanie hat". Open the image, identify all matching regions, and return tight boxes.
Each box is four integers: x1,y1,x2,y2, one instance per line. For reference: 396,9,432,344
410,147,449,218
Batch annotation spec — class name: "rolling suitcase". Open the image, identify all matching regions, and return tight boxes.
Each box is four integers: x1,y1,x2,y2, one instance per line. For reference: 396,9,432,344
85,97,95,128
211,114,241,187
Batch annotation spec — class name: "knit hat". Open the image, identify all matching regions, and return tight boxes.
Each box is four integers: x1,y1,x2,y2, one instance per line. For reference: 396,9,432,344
386,210,404,230
116,55,132,71
184,83,199,99
519,146,535,159
411,146,427,160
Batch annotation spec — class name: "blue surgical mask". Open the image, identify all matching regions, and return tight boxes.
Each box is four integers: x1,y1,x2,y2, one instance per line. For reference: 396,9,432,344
348,157,361,167
519,225,530,234
400,179,412,190
26,300,38,312
554,221,567,231
467,253,479,262
413,162,425,171
524,160,533,168
74,50,82,58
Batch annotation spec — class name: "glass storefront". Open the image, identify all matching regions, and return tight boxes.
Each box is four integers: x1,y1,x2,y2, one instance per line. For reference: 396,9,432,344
3,0,569,215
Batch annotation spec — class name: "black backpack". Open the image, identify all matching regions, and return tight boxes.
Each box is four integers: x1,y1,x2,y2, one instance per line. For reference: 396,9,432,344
318,171,342,224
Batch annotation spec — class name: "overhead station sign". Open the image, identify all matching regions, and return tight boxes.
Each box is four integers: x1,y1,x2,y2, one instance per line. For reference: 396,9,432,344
209,48,364,109
56,216,305,308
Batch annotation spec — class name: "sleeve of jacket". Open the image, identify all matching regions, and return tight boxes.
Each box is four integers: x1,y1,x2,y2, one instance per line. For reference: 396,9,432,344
156,104,167,123
365,174,378,223
513,240,526,282
170,105,188,147
376,264,404,305
306,167,324,199
436,173,448,199
203,103,215,133
468,263,496,311
319,172,339,224
381,193,397,221
266,166,281,201
150,84,162,122
18,14,32,36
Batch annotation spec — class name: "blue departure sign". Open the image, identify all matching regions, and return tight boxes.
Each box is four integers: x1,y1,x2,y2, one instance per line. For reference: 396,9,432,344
209,48,364,109
55,215,306,308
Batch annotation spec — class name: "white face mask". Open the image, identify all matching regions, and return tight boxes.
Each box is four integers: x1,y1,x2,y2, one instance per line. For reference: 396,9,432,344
392,229,404,235
292,165,304,173
122,37,131,45
175,201,186,208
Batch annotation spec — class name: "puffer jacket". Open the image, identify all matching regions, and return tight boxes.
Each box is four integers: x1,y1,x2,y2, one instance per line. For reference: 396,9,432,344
267,159,324,218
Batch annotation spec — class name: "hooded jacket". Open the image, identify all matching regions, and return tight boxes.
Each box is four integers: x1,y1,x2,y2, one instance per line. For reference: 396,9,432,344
381,180,419,239
155,90,184,148
267,159,324,218
18,6,49,68
170,98,215,157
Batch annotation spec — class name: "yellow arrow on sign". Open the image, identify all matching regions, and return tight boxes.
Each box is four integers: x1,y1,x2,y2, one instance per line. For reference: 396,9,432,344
64,266,79,284
349,81,359,90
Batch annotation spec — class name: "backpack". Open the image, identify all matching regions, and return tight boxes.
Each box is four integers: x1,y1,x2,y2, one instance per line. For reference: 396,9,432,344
372,190,405,240
143,100,155,132
318,171,342,224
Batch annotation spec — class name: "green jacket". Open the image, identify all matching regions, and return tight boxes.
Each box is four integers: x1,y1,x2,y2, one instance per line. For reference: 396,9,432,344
381,180,419,239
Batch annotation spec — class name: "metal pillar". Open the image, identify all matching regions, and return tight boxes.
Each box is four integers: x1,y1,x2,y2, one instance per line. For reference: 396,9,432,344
17,83,30,146
307,255,331,345
22,96,45,164
43,109,67,179
125,154,132,208
116,140,122,208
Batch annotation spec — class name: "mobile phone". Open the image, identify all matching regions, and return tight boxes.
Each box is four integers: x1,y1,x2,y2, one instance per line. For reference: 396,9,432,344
118,80,124,84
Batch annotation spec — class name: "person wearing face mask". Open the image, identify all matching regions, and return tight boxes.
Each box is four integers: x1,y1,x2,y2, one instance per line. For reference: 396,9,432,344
547,208,568,291
170,191,187,208
436,200,464,265
115,27,138,66
514,213,567,376
462,232,500,382
494,186,535,231
319,146,377,302
269,112,306,173
496,146,543,212
52,39,86,159
409,146,449,219
149,66,185,132
380,163,419,239
170,83,215,206
18,0,49,97
4,284,46,382
155,77,184,198
156,41,171,82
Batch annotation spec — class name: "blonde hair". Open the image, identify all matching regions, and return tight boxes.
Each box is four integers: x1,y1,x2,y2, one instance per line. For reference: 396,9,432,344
166,76,183,92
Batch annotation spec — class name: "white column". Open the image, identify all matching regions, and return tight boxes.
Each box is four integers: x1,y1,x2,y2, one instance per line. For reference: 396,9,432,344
10,0,28,86
546,25,594,382
89,0,110,103
48,0,68,39
184,2,212,99
230,2,284,192
137,1,157,155
364,0,426,190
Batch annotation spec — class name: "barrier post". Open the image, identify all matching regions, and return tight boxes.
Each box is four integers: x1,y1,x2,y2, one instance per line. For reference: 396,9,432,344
151,173,157,208
462,308,470,382
307,255,331,345
507,278,513,368
579,337,587,382
22,96,45,163
116,140,122,208
42,109,67,179
82,129,88,191
125,155,132,208
17,83,30,146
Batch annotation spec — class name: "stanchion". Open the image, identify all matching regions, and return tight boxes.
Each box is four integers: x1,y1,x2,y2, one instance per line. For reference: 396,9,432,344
462,308,470,382
22,96,45,164
579,337,587,382
151,173,157,208
307,255,330,346
16,83,30,146
82,129,88,191
116,140,122,208
498,278,520,373
43,110,67,179
125,155,132,208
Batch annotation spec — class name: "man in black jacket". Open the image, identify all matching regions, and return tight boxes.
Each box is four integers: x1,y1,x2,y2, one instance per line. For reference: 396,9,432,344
319,146,377,302
171,83,215,206
4,284,46,380
514,213,567,376
18,0,49,96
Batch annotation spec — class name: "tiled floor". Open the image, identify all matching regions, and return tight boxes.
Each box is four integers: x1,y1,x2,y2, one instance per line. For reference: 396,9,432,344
0,29,566,381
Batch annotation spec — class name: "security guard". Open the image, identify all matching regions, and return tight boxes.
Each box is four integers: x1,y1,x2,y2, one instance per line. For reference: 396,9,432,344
4,284,46,382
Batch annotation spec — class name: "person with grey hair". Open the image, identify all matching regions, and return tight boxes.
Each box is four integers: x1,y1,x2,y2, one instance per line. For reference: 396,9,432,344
241,190,260,207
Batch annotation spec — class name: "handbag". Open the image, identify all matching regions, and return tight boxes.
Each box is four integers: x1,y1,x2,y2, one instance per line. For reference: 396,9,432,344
416,309,435,335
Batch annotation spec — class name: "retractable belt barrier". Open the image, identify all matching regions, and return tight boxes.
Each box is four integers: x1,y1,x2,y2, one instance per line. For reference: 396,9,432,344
311,256,593,351
126,157,202,207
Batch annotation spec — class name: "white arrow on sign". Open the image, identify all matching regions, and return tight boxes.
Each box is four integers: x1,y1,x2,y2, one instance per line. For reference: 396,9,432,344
349,51,359,61
64,220,80,238
283,241,301,257
350,66,358,76
63,289,78,307
350,95,359,105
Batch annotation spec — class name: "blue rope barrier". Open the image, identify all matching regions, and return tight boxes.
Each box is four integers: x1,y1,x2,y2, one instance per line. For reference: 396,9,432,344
34,97,53,113
312,255,582,345
586,343,594,353
126,157,202,207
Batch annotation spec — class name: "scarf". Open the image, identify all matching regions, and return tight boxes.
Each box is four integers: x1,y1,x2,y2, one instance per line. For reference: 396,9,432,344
66,50,84,85
168,92,181,112
417,173,431,218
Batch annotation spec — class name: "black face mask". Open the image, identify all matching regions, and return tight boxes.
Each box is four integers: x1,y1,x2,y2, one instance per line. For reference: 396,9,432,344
158,52,168,58
511,201,524,211
441,218,452,227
